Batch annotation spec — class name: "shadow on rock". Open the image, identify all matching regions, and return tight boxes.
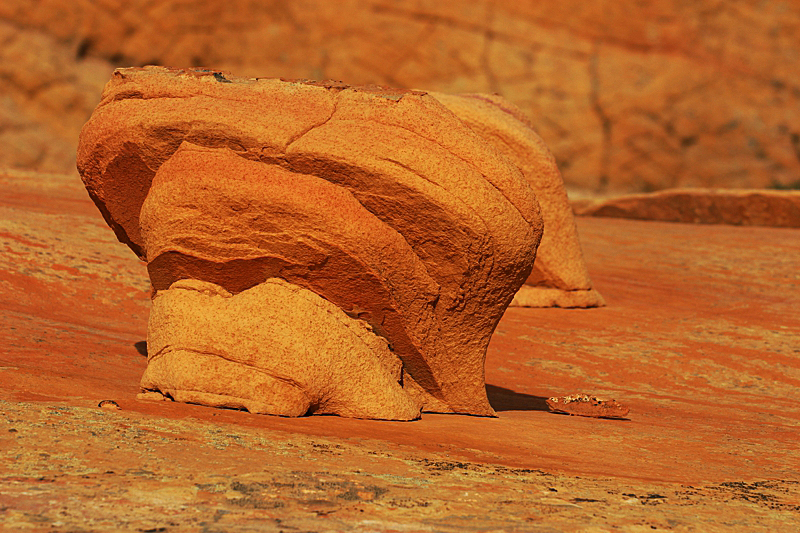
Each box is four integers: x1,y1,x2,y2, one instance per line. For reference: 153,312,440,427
134,341,148,356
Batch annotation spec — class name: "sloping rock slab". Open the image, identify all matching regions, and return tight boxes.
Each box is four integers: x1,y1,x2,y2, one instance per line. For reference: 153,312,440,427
576,188,800,227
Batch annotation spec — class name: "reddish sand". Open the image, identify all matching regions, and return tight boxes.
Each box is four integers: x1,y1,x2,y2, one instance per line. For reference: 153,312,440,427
2,169,800,531
3,168,798,486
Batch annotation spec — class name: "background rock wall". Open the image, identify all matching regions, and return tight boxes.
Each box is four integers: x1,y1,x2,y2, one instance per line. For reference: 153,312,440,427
2,0,799,192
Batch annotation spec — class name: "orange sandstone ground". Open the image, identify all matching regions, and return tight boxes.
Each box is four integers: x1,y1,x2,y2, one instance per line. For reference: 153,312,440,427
1,168,799,531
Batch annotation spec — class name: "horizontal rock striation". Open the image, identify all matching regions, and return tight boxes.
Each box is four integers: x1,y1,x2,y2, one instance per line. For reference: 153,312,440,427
77,66,543,419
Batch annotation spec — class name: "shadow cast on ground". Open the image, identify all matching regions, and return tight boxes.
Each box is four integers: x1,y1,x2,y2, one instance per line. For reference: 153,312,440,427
127,346,548,414
486,384,549,412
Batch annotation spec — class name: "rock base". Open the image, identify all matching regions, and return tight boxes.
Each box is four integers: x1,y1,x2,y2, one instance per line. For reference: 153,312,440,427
143,278,420,420
510,286,606,308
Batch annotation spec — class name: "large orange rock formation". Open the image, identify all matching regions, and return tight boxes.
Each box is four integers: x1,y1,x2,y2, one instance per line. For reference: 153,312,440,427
77,66,544,419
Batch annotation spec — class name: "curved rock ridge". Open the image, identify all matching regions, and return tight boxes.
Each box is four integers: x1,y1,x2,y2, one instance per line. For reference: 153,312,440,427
77,66,544,419
431,92,604,308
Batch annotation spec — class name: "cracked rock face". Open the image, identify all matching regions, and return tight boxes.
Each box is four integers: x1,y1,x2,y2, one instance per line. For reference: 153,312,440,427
431,92,604,309
77,66,543,420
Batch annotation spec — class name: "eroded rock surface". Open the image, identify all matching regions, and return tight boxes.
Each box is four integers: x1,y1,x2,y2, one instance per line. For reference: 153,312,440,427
144,278,418,420
77,66,543,419
433,93,604,308
3,166,800,531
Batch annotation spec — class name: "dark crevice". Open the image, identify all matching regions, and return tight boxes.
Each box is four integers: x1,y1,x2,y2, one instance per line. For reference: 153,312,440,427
76,38,93,60
589,41,612,194
213,72,232,83
790,132,800,162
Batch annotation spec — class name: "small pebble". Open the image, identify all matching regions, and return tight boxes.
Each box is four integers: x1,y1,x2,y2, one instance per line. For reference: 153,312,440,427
98,400,121,410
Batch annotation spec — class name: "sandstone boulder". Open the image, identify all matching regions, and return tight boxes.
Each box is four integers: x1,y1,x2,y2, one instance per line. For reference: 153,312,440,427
77,66,543,420
432,92,604,308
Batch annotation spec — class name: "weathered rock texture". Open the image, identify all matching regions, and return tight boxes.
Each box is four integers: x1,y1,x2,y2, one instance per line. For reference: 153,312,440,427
3,167,800,532
0,18,110,172
3,0,800,193
433,93,604,308
577,189,800,227
77,66,543,420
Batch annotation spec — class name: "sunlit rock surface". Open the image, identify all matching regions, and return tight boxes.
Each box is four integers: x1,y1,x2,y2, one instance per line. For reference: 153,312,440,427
77,66,544,419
